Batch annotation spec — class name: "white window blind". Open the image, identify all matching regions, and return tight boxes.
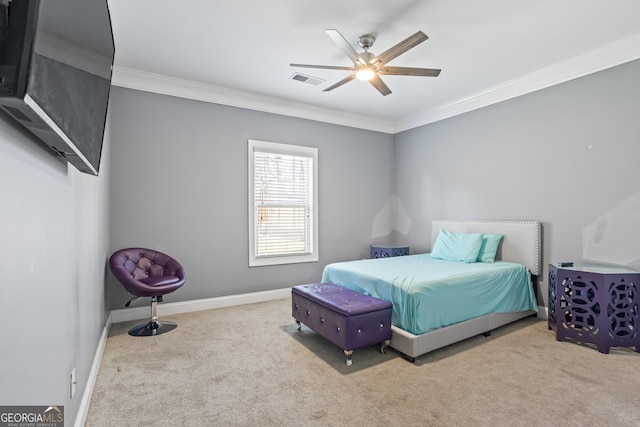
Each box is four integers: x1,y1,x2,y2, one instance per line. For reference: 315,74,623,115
248,140,318,266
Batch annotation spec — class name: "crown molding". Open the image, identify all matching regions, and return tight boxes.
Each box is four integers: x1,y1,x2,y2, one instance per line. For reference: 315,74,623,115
111,32,640,135
110,67,396,134
394,33,640,133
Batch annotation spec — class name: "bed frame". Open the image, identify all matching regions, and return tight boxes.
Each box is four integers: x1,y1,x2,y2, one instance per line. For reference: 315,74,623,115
389,220,541,361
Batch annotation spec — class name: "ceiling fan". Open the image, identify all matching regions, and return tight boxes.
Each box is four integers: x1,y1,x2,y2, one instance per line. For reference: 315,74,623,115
290,29,441,96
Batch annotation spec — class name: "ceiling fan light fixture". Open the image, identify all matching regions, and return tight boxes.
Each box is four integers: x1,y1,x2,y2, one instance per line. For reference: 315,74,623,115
291,29,440,96
355,67,376,81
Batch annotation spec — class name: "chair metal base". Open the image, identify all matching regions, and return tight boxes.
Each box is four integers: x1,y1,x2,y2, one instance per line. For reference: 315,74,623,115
128,320,177,337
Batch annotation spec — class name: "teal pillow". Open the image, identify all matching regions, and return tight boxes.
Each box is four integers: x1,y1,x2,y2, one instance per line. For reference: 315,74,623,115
476,234,503,263
430,229,484,263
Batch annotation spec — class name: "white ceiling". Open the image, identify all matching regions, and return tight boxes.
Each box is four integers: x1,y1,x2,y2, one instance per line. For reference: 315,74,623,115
107,0,640,133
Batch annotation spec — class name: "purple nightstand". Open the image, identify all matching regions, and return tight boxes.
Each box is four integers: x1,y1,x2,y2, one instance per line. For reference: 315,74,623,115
370,245,409,259
548,263,640,353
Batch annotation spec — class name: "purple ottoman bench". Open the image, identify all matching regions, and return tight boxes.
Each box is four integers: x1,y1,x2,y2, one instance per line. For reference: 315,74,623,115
291,283,392,365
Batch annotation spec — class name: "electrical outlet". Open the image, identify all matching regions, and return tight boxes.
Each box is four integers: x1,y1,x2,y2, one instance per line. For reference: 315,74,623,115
70,368,77,399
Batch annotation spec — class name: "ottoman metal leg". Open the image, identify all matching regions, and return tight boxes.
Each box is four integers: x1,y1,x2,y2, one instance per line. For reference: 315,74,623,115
380,339,391,355
296,320,301,331
344,350,353,366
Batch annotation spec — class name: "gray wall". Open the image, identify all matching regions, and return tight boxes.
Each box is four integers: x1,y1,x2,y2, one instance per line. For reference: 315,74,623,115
108,87,396,309
2,56,637,424
0,110,111,425
394,59,640,305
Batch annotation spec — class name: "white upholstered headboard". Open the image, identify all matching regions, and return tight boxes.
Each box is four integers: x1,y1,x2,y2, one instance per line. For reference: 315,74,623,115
431,220,541,276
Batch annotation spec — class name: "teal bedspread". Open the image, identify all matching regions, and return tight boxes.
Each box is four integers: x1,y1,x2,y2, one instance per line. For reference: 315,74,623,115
321,254,537,335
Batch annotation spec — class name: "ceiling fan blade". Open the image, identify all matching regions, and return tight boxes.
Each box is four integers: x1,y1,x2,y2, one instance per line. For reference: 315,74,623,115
290,63,356,71
323,74,356,92
369,74,392,96
371,31,428,66
325,29,366,66
378,66,441,77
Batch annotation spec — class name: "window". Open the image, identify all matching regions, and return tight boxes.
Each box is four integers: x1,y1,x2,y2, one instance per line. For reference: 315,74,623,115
248,140,318,266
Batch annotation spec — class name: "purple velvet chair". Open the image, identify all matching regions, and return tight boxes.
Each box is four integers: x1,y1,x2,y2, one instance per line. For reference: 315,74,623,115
109,248,186,336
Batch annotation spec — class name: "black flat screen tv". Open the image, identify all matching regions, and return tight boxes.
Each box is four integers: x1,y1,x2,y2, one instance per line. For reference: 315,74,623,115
0,0,115,175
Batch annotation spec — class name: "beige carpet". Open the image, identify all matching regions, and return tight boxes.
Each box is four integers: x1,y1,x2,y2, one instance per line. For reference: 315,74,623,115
85,298,640,427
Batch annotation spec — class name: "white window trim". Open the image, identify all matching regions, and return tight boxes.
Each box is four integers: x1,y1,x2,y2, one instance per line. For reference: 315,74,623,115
248,139,318,267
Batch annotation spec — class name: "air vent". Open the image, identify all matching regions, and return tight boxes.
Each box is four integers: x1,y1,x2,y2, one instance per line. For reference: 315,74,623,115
290,73,324,86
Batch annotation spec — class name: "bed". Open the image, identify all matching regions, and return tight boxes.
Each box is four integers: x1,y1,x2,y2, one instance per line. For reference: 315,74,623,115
321,220,541,360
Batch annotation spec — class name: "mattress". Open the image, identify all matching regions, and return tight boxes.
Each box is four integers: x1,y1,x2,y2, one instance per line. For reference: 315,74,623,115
321,254,537,335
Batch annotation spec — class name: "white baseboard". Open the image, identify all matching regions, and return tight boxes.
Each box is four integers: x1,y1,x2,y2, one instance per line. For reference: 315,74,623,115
110,287,291,323
74,312,112,427
537,305,548,320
